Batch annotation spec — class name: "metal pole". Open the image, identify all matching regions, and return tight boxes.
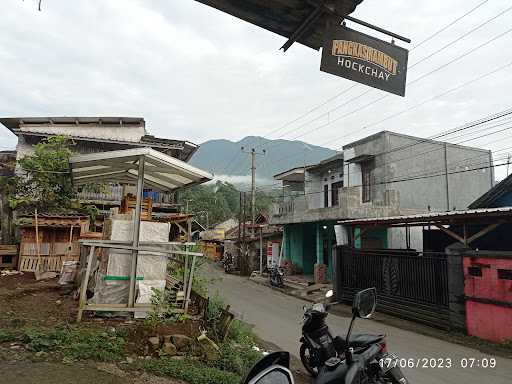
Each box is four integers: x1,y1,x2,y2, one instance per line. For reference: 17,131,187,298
128,155,145,308
251,149,256,238
443,143,450,211
238,191,242,256
259,227,263,275
242,192,246,275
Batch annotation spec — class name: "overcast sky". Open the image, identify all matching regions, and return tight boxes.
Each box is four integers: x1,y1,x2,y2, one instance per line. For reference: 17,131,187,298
1,0,512,177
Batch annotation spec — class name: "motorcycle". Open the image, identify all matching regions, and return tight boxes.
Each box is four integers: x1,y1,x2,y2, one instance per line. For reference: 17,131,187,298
298,288,407,383
269,265,284,288
243,289,407,384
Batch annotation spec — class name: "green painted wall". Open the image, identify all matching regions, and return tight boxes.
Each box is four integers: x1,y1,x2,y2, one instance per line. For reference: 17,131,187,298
283,221,342,279
283,223,315,275
355,227,388,249
302,223,316,275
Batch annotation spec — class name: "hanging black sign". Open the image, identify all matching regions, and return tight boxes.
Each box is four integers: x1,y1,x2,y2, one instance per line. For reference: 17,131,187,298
321,26,409,97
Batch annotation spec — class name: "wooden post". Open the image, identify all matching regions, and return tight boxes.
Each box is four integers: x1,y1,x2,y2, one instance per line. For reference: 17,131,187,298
184,254,196,314
183,246,189,308
187,218,192,242
35,209,41,272
77,245,95,322
128,155,145,308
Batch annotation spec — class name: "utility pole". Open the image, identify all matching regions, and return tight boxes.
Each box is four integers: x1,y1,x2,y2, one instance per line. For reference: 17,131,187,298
241,191,247,275
241,147,266,237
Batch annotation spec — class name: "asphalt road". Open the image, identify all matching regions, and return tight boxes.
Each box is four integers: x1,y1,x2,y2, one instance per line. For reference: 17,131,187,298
206,264,512,384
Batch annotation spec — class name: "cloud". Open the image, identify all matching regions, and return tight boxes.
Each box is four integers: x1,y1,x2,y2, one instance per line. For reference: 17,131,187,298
1,0,512,181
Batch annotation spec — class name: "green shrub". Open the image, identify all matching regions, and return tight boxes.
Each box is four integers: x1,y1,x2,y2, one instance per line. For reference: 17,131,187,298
226,320,255,344
0,329,17,343
140,357,240,384
206,294,225,325
214,341,261,377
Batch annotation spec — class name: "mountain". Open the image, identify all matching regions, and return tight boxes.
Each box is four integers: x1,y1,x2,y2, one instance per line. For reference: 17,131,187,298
189,136,336,182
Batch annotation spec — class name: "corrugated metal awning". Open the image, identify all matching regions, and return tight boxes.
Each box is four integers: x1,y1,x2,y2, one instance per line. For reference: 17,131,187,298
69,147,212,192
337,207,512,227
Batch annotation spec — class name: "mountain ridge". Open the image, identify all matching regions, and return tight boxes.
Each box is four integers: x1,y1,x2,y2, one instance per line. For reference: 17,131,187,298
189,136,336,181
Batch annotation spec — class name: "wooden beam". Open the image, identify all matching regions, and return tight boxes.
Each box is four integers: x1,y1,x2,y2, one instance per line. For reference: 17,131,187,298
467,223,501,244
433,224,465,244
77,245,95,322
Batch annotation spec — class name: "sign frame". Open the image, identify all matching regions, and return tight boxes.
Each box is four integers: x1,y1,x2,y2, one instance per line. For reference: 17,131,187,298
320,26,409,97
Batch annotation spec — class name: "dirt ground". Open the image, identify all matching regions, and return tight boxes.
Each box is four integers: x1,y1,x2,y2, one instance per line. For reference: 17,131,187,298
0,272,76,328
0,272,309,384
0,273,202,384
0,361,185,384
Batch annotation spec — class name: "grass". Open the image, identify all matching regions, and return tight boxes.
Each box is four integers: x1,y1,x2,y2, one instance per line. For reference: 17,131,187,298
138,357,240,384
137,314,263,384
20,326,126,362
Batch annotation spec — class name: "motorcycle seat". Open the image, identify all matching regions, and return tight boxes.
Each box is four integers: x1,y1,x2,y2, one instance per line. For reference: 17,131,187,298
349,334,385,348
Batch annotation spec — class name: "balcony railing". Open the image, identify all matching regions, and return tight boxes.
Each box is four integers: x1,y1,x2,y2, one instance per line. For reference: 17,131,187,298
271,187,400,223
77,185,123,203
77,186,175,206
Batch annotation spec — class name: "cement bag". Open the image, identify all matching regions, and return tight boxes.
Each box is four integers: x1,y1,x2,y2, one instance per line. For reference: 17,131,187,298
134,280,166,319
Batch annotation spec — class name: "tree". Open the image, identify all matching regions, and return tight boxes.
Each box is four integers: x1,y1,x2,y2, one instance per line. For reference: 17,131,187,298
179,181,277,228
9,136,75,213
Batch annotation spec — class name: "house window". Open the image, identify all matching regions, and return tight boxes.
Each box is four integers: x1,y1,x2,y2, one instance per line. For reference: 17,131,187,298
361,161,374,203
468,266,482,277
331,181,343,206
324,185,329,208
498,269,512,280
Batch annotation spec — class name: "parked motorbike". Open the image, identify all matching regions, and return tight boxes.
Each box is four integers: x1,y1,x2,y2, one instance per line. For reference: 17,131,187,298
269,266,284,288
223,252,237,273
299,288,408,383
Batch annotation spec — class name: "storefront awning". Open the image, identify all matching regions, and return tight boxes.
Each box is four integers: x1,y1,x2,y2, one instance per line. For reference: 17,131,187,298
194,0,363,51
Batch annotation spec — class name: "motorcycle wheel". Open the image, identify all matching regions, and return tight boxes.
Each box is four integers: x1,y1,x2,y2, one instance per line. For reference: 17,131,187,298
299,344,319,377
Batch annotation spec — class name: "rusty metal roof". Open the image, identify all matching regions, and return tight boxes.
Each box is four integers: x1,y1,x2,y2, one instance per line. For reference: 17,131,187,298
337,207,512,227
194,0,363,50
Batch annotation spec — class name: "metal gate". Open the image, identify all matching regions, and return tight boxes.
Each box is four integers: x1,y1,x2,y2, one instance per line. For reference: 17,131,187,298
334,246,451,329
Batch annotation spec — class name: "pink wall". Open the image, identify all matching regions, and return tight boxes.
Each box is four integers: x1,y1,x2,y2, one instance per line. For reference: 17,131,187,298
464,256,512,343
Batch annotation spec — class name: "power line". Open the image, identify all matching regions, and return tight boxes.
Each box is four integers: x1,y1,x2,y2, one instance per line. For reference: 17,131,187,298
269,114,512,197
256,0,490,143
257,2,509,152
262,61,512,172
409,3,512,70
410,0,491,51
328,61,512,148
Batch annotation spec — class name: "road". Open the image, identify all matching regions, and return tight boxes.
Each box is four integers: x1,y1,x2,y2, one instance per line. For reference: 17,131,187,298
206,264,512,384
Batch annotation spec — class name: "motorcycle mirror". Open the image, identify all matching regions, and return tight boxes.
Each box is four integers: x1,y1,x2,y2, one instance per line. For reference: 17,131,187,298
353,287,377,319
246,365,295,384
325,289,334,299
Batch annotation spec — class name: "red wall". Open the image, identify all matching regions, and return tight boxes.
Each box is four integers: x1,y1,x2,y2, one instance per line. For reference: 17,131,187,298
464,256,512,343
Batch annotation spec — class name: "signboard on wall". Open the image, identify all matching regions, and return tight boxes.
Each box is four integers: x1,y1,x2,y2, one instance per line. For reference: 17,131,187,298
320,26,409,97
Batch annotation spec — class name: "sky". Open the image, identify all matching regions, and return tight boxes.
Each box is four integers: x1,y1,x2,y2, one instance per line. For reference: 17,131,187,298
1,0,512,177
